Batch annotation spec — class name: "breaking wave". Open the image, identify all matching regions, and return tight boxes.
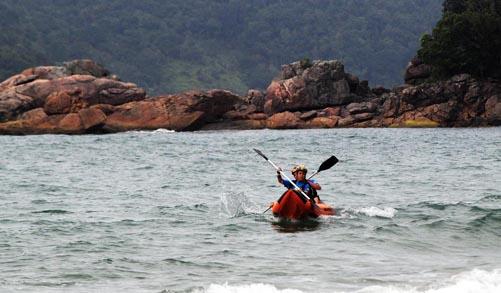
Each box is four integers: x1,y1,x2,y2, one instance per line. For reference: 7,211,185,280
193,269,501,293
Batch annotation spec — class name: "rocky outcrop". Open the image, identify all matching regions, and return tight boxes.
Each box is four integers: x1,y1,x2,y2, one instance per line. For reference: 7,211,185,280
0,60,242,134
263,60,370,114
1,58,500,134
206,59,500,129
382,74,501,127
0,74,145,129
103,90,240,132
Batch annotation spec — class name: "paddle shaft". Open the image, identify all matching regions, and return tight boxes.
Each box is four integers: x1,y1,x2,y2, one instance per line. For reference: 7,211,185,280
307,171,319,180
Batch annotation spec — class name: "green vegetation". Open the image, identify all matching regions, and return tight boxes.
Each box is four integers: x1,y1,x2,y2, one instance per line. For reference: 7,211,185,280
418,0,501,80
0,1,442,94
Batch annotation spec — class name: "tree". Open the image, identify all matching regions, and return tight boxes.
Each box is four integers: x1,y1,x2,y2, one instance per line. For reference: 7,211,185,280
418,0,501,79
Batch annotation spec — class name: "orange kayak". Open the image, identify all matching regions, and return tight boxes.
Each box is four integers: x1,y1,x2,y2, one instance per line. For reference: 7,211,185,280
271,189,335,220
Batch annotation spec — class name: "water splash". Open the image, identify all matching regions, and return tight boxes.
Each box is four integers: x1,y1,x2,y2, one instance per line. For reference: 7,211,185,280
353,207,397,218
219,192,260,217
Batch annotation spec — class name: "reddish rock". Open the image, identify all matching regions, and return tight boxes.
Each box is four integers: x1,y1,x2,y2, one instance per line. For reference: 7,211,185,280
0,74,145,124
338,117,355,127
104,90,240,132
58,113,83,133
308,116,339,128
266,111,301,129
323,106,341,116
19,108,48,122
247,113,268,120
44,91,73,114
78,108,106,129
90,104,116,115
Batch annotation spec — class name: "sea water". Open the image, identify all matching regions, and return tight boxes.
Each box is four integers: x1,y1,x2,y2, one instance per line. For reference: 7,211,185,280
0,128,500,293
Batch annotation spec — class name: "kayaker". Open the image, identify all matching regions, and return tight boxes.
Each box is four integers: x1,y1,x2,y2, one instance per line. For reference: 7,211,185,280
277,164,322,203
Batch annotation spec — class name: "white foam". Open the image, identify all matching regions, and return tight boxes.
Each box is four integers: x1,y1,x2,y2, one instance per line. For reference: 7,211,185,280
152,128,175,133
125,128,176,134
357,269,501,293
428,269,501,293
199,283,304,293
354,206,397,218
197,269,501,293
325,209,354,219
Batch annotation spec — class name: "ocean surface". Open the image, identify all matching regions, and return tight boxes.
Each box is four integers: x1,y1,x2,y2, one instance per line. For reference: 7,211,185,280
0,128,500,293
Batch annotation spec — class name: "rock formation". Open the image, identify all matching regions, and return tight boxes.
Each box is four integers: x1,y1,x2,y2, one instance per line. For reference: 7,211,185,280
0,58,500,135
204,59,500,129
0,60,242,134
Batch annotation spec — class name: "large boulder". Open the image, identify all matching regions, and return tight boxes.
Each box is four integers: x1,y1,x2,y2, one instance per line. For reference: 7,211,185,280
266,111,302,129
104,90,241,132
0,75,145,123
263,60,369,114
0,59,143,126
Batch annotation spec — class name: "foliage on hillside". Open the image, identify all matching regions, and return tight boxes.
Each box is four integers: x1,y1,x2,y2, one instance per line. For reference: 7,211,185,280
0,0,442,94
418,0,501,80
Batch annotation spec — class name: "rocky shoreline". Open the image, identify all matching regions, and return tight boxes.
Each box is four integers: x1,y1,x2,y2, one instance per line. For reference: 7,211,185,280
0,59,500,135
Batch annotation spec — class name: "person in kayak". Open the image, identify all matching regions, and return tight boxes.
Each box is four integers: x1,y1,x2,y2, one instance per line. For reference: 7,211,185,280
277,164,322,203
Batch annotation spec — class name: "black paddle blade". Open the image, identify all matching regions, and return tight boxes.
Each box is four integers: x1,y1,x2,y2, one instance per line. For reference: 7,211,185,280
253,148,268,160
317,155,339,172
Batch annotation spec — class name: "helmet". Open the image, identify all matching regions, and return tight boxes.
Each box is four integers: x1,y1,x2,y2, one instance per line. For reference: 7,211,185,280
291,164,307,174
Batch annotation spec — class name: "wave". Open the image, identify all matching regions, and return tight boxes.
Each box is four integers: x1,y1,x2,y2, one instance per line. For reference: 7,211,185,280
353,206,397,218
407,201,468,211
405,201,501,229
357,268,501,293
468,211,501,228
193,269,501,293
32,209,72,214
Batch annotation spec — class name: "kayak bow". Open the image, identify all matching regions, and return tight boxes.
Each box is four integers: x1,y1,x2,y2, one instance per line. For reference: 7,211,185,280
271,189,335,219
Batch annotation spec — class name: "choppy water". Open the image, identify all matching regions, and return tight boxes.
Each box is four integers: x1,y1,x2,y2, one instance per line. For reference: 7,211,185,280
1,128,500,293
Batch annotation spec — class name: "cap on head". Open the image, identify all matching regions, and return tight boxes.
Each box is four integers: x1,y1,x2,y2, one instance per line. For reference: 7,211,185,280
291,164,307,174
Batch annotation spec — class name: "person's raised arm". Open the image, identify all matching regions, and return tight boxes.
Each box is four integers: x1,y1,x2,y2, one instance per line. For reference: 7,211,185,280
309,180,321,190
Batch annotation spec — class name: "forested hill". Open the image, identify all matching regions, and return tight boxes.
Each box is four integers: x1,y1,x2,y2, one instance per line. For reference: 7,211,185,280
0,0,442,94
